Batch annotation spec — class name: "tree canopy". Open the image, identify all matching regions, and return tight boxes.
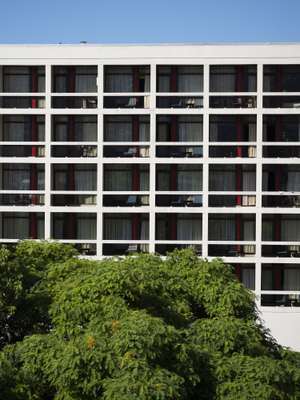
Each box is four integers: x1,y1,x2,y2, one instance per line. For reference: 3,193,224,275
0,241,299,399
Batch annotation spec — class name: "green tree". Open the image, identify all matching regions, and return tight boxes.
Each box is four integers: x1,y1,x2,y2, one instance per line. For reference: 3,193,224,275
0,244,299,399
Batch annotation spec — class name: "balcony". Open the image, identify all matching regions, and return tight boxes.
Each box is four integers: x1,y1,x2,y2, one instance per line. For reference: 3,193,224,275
208,214,256,241
51,145,97,158
263,146,300,158
104,96,149,108
52,164,97,191
74,243,96,256
0,194,44,206
1,66,45,92
209,145,256,158
0,145,45,157
263,115,300,142
156,96,203,108
261,295,300,307
103,164,149,191
0,163,44,190
263,96,300,108
156,164,202,191
209,194,256,207
156,213,202,240
52,66,97,93
104,115,150,142
209,115,256,142
52,97,97,109
104,65,150,93
1,115,45,141
155,244,202,256
263,65,300,92
103,243,149,256
262,195,300,207
262,245,300,258
0,212,44,239
51,213,96,240
103,213,149,240
262,214,300,242
156,194,202,207
103,145,149,158
208,244,255,257
262,165,300,192
156,65,203,92
0,97,45,108
210,96,256,108
156,115,203,142
51,194,96,206
52,115,97,142
210,65,257,92
209,164,256,192
156,145,202,158
103,194,149,207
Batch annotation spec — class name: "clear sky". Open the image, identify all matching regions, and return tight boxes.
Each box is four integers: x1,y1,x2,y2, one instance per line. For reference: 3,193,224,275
0,0,300,44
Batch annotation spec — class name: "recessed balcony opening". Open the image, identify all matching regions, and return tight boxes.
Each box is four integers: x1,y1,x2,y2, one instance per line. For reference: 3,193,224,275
51,96,97,109
262,195,300,207
104,96,149,108
103,243,149,256
209,65,257,92
156,65,203,92
103,164,149,192
263,65,300,92
52,164,97,191
52,115,97,142
263,96,300,108
51,212,96,240
209,145,256,158
262,214,300,242
0,97,45,108
156,194,202,207
208,213,255,241
156,115,203,142
262,264,300,291
209,115,256,142
209,164,256,192
156,164,202,191
263,146,300,158
263,115,300,142
0,194,44,206
103,145,149,158
51,145,97,158
156,145,202,158
1,66,45,92
103,194,149,207
104,65,150,93
52,66,97,93
104,115,150,142
74,243,96,256
0,163,44,190
209,96,256,108
51,194,96,206
0,115,45,141
261,294,300,307
209,194,256,207
155,244,202,256
156,213,202,241
262,164,300,192
262,244,300,257
0,212,44,239
103,213,149,240
208,244,255,257
156,96,203,108
0,145,45,157
232,263,255,290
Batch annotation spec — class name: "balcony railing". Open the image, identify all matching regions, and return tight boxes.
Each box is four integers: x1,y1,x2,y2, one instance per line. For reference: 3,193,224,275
104,96,149,108
263,146,300,158
156,195,202,207
210,96,256,108
209,145,256,158
103,195,149,207
51,195,96,206
0,145,45,157
155,244,202,256
51,145,97,158
103,243,149,256
263,96,300,108
0,97,45,108
52,97,97,109
103,145,149,158
208,244,256,257
156,96,203,108
156,145,202,158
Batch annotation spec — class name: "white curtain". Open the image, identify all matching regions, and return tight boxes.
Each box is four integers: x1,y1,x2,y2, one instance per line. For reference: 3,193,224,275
144,76,150,92
4,121,27,141
284,269,300,290
158,76,170,92
140,170,149,191
248,123,256,141
55,76,67,92
177,170,202,191
75,168,96,191
243,171,256,191
262,269,273,290
210,67,235,92
139,122,150,141
106,74,132,92
241,268,255,290
281,219,300,241
177,217,202,240
140,219,149,240
4,215,29,238
55,124,68,141
5,75,30,92
104,218,131,239
178,75,202,92
104,170,132,191
243,220,255,241
105,122,132,141
76,121,97,141
287,172,300,191
156,171,169,191
209,171,235,191
262,221,273,241
77,217,96,239
54,171,67,190
178,121,203,141
75,75,96,92
209,219,235,240
37,217,44,239
4,169,30,190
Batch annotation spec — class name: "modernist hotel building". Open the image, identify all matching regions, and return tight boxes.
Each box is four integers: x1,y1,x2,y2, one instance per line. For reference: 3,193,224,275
0,43,299,348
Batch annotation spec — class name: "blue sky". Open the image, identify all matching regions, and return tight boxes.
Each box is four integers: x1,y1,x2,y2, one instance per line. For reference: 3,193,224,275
0,0,300,44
